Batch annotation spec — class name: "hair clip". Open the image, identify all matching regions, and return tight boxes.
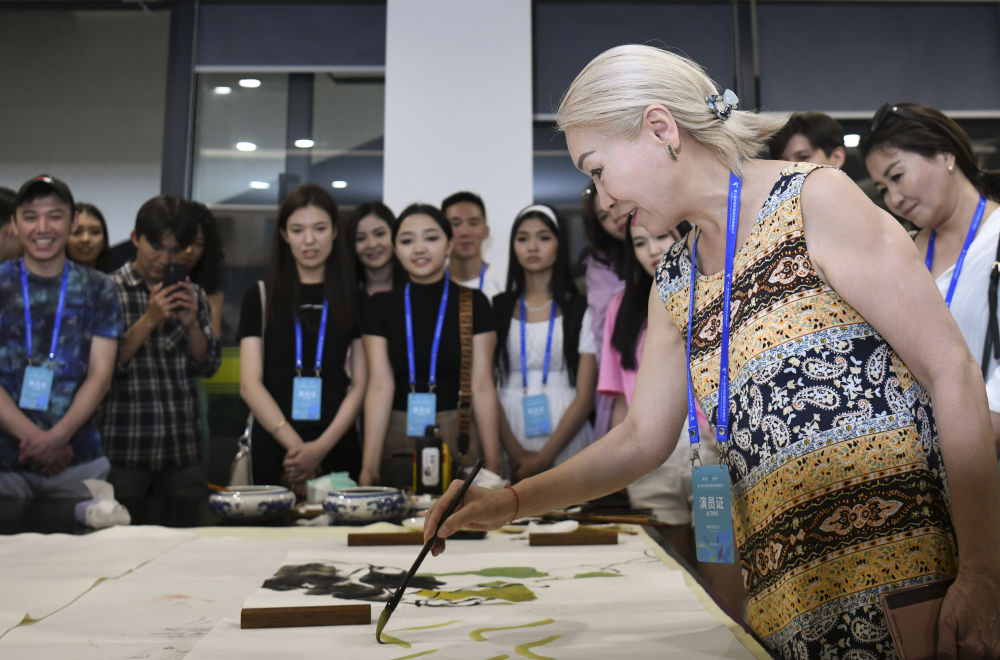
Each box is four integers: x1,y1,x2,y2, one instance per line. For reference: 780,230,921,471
706,89,739,121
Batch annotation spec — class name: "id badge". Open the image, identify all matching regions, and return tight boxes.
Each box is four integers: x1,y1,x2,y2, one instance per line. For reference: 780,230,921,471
291,376,322,421
19,365,54,412
406,392,437,437
522,393,552,437
692,464,735,563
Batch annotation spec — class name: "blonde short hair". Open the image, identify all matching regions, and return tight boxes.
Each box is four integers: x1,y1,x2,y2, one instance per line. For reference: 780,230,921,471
557,45,787,175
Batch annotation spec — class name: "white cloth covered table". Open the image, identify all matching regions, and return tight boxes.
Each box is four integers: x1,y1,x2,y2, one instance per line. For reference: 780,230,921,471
0,524,768,660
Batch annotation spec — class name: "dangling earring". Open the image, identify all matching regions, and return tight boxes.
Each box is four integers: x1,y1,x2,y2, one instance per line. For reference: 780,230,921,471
667,144,678,161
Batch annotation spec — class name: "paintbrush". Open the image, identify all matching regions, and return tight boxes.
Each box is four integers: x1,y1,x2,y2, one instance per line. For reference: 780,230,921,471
375,458,484,643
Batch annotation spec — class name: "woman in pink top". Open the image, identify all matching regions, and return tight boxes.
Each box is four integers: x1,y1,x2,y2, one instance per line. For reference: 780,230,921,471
599,222,696,540
599,221,744,616
581,181,626,438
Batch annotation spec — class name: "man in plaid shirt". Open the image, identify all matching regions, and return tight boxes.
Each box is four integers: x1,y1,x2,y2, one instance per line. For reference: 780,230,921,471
101,196,221,497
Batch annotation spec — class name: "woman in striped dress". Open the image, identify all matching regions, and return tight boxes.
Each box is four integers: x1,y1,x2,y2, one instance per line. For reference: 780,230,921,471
424,45,1000,659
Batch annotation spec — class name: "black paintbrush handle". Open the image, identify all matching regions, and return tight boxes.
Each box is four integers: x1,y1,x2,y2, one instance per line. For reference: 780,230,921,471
384,458,484,611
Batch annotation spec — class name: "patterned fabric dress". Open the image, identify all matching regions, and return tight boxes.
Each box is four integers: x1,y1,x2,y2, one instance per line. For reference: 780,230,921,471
654,163,957,659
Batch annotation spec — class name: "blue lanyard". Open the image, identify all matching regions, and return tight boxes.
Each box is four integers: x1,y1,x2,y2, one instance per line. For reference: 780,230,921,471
685,172,742,447
294,298,329,376
405,278,450,391
925,194,987,308
519,295,557,392
478,262,486,290
21,258,69,365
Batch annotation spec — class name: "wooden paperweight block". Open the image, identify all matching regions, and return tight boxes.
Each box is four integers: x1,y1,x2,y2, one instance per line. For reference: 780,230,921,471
529,529,618,546
240,603,371,629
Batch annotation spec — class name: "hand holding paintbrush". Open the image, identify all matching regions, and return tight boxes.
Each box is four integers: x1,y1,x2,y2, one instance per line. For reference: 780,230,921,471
375,458,484,642
421,469,523,558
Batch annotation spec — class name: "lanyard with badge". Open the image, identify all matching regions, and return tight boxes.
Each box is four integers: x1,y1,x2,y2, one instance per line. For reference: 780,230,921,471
685,171,741,564
291,299,329,421
19,258,69,412
405,278,450,436
520,295,557,437
477,262,486,290
925,194,987,308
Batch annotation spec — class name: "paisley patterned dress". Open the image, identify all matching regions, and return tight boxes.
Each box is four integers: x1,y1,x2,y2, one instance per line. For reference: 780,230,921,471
655,163,957,659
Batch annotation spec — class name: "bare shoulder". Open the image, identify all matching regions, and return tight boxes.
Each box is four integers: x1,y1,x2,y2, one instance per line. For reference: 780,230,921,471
799,165,868,211
798,166,908,282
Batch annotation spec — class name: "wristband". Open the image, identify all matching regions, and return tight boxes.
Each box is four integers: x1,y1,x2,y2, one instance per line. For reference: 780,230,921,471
504,485,520,525
271,418,287,435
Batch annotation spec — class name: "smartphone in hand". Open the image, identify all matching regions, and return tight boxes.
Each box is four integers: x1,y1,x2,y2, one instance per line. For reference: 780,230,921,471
162,263,189,288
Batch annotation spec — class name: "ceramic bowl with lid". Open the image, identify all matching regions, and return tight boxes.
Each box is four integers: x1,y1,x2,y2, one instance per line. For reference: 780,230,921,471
208,485,295,519
323,486,410,523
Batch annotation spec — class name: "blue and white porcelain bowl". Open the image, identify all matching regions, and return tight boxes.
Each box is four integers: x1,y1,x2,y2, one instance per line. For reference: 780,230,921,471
323,487,410,523
209,485,295,519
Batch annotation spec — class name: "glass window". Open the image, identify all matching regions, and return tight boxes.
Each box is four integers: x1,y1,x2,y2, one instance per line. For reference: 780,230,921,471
191,72,384,207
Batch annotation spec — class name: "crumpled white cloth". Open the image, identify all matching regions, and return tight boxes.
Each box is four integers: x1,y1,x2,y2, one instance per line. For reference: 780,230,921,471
73,479,130,528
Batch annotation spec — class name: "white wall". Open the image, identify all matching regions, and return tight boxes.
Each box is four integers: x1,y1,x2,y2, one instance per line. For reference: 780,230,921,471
0,10,169,245
383,0,533,280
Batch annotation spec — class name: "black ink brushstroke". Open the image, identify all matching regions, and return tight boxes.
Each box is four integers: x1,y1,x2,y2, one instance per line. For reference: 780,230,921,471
261,563,446,602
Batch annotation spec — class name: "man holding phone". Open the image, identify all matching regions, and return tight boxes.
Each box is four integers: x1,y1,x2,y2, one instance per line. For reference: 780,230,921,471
101,195,221,498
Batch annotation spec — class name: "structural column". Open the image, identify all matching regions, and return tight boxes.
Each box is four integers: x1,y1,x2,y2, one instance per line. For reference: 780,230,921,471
384,0,533,276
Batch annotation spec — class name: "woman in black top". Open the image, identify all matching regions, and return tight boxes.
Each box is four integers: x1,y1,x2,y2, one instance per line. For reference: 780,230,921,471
343,201,407,297
237,184,364,488
181,201,226,338
67,202,114,273
360,203,502,488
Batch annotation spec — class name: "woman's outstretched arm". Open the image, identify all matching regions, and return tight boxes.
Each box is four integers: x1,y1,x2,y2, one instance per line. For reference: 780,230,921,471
425,285,688,549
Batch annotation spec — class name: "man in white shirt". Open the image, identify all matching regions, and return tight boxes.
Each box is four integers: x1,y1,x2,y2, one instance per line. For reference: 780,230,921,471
442,191,504,299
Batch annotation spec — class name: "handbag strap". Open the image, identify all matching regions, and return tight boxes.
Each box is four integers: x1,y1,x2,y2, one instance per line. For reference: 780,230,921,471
981,234,1000,376
258,280,267,342
245,281,268,434
457,289,473,455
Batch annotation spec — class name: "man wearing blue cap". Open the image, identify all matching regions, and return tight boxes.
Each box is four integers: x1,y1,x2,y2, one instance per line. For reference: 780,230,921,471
0,175,122,497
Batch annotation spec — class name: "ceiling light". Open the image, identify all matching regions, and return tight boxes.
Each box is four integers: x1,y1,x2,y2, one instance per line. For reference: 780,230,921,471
249,181,270,190
331,180,348,189
844,133,860,148
239,78,262,89
294,138,315,149
213,86,232,95
235,141,257,152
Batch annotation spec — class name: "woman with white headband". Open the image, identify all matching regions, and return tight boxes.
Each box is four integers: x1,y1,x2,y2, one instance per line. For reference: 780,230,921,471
426,45,1000,659
491,204,596,481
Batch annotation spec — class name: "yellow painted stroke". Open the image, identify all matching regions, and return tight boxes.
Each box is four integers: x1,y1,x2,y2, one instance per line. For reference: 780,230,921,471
379,632,411,648
469,618,555,641
417,583,536,603
485,656,510,660
514,635,563,659
384,619,460,655
391,650,437,660
394,619,462,631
